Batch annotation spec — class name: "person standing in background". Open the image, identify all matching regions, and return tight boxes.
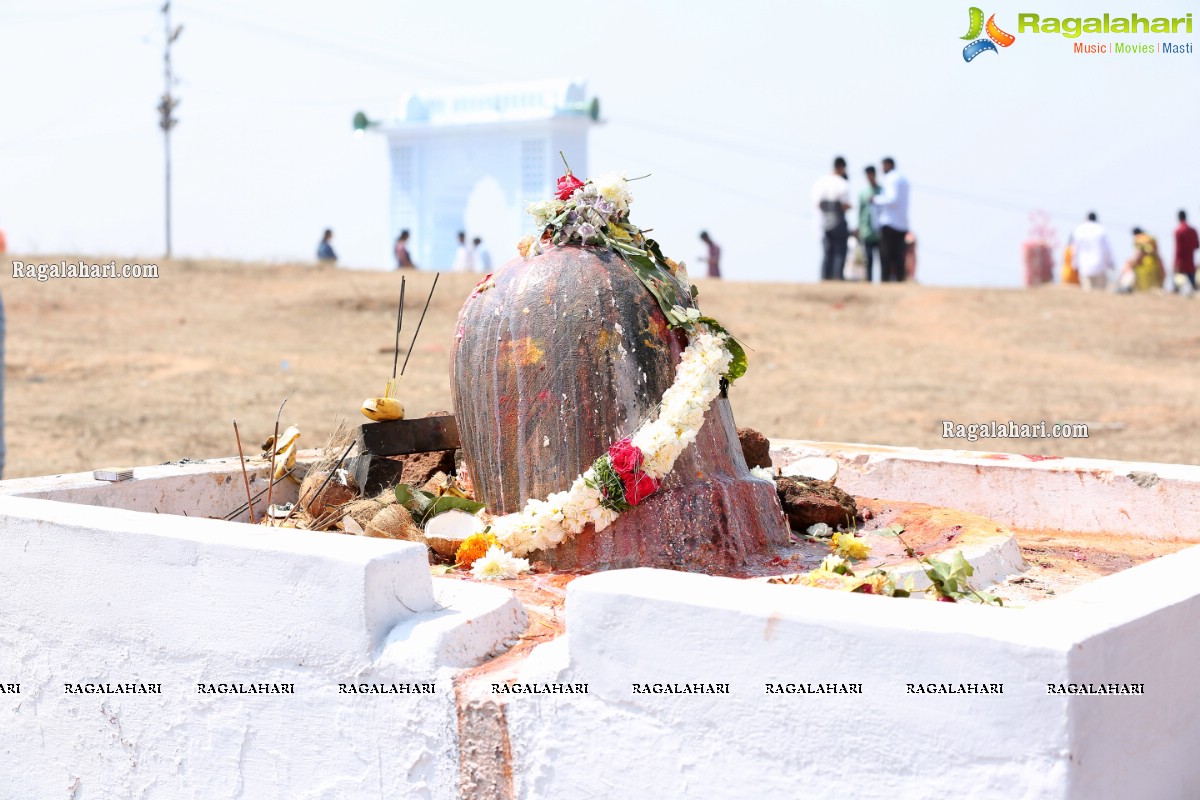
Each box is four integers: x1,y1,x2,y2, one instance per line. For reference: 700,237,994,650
394,230,417,269
811,156,851,281
1173,210,1198,290
0,286,5,478
872,157,910,282
1071,212,1114,291
857,166,881,283
451,231,474,272
1123,228,1164,292
904,231,918,282
316,229,337,266
699,231,722,278
1061,232,1081,285
0,223,5,477
473,237,492,272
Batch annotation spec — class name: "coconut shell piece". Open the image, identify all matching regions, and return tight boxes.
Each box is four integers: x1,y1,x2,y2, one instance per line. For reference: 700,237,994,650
364,503,422,541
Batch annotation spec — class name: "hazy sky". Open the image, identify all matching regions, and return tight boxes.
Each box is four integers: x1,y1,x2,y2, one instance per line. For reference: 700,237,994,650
2,0,1197,286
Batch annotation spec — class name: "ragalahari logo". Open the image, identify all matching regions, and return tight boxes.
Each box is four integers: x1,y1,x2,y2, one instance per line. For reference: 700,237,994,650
961,7,1016,61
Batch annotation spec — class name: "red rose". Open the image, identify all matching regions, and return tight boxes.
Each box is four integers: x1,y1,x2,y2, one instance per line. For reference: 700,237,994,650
622,471,659,506
608,438,643,477
555,173,585,200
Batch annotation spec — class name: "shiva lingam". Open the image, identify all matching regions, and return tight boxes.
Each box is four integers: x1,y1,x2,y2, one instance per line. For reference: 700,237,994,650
450,168,787,570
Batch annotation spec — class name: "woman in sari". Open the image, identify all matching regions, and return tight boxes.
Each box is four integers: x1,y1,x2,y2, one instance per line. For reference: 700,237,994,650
1122,228,1165,292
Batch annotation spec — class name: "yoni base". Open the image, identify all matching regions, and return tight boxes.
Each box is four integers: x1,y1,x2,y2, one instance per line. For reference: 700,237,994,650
529,476,788,571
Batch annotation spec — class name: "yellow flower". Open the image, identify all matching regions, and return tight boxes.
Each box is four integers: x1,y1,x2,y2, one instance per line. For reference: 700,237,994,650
593,172,632,213
854,572,891,595
831,531,870,561
796,569,859,591
606,224,633,242
455,531,498,568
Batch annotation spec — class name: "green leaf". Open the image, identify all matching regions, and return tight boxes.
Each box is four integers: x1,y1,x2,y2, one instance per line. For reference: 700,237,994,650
975,591,1004,606
425,495,487,520
948,550,975,579
412,490,436,511
394,483,414,505
620,250,681,321
723,337,748,383
697,316,748,383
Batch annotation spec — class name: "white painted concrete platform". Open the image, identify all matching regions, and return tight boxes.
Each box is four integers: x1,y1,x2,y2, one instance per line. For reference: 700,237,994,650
1,442,1197,799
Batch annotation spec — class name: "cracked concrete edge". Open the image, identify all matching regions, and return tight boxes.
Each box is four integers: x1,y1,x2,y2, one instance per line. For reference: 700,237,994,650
769,439,1200,539
377,578,528,673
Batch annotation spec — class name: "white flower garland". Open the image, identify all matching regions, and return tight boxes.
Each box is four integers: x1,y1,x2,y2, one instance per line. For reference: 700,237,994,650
488,324,734,557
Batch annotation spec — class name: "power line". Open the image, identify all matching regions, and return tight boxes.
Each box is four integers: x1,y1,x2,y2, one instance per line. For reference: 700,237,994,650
609,115,1083,223
185,6,495,86
0,3,150,23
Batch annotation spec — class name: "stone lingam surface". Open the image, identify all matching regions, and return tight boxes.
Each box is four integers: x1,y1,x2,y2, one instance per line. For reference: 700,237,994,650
450,245,787,571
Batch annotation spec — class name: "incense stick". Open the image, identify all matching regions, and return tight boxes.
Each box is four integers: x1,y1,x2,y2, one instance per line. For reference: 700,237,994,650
400,272,439,376
233,419,257,525
391,276,406,382
223,468,297,521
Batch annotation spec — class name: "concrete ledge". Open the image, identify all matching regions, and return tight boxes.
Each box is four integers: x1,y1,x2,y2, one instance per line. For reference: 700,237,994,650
4,444,1200,798
880,526,1026,592
0,453,318,521
378,579,530,672
0,495,435,666
0,492,533,799
487,563,1200,799
771,439,1200,539
497,568,1068,799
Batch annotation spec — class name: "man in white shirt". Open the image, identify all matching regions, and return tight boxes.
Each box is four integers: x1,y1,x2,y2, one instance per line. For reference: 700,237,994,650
473,237,492,272
1071,212,1114,291
451,231,475,272
811,156,851,280
872,156,910,282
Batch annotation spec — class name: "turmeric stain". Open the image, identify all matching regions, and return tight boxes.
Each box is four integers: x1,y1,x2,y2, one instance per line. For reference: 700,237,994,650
500,337,545,366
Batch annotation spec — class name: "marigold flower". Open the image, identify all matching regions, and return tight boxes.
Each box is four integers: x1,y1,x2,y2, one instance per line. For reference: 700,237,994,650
455,531,498,568
831,531,871,561
517,235,542,258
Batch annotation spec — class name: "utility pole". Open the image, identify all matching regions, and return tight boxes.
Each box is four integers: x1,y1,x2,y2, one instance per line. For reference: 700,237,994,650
158,2,182,258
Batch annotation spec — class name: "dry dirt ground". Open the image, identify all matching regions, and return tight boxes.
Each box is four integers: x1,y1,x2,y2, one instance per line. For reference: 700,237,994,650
4,254,1199,480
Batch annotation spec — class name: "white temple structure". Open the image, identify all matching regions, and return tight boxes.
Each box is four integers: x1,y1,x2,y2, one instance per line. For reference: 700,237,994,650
367,79,600,271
